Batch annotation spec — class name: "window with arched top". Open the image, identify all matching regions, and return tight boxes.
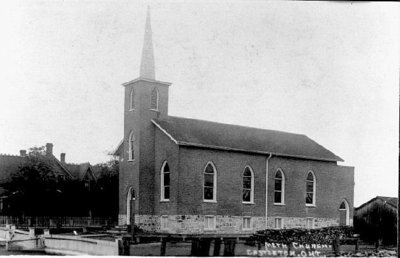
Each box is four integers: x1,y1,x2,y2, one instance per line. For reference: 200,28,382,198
161,161,170,201
274,169,285,205
339,199,350,226
203,162,217,202
128,131,135,161
242,166,254,203
150,88,159,110
306,171,316,206
129,88,135,110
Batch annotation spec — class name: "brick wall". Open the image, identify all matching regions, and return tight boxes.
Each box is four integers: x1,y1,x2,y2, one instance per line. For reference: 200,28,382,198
177,146,266,216
119,79,170,218
268,156,354,220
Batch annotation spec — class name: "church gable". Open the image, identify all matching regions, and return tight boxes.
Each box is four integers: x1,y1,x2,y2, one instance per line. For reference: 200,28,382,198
152,116,343,162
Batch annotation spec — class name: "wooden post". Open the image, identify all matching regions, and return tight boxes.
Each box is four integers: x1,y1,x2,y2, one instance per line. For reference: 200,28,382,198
214,238,221,256
332,237,340,257
160,237,167,256
200,238,211,256
223,238,236,256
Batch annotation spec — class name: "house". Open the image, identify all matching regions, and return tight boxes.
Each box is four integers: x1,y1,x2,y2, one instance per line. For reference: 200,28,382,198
0,143,97,213
114,9,354,234
354,196,397,245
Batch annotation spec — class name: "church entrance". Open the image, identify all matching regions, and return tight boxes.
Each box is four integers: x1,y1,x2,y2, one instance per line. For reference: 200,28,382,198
126,187,135,225
339,200,349,226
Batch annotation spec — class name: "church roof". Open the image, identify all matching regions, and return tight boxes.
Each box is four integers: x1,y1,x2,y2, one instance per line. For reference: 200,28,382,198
152,116,344,162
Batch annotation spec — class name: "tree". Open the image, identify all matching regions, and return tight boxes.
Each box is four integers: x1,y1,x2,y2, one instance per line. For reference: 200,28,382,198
1,146,68,216
91,158,119,218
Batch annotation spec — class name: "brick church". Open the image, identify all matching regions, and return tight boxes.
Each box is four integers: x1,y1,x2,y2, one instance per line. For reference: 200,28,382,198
114,9,354,234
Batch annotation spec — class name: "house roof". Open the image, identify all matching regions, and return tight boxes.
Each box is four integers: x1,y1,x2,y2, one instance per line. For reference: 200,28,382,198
0,152,95,184
151,116,344,162
0,155,27,183
356,196,398,210
65,162,96,181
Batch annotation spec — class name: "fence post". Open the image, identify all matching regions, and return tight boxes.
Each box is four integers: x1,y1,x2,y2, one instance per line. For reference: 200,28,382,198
223,238,236,256
332,237,340,257
191,238,201,256
214,238,221,256
160,237,167,256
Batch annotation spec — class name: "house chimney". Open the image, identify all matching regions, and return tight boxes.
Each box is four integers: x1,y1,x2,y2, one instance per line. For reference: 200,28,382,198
46,143,53,156
20,150,26,157
60,153,66,163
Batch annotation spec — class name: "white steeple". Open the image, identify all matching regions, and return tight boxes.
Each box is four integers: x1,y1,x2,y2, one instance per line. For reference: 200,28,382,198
139,7,155,80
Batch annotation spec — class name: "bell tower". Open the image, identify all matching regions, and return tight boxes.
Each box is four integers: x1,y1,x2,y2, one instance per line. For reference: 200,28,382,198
119,7,171,225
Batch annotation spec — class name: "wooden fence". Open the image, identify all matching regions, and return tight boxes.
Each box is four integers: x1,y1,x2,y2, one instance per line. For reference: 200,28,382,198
0,216,116,228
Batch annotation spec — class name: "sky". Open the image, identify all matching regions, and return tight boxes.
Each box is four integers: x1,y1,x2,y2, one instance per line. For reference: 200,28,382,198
0,1,398,206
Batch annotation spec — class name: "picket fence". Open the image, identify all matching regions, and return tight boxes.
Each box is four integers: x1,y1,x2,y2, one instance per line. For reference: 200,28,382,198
0,216,116,228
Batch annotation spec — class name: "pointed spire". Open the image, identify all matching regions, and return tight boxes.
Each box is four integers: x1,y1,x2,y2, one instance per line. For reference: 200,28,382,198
140,6,155,80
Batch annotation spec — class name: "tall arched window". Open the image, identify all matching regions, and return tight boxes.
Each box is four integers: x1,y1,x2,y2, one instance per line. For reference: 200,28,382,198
128,131,135,161
150,88,159,110
161,161,170,201
203,162,217,202
242,166,254,203
306,171,316,206
274,169,285,204
129,88,135,110
339,200,350,226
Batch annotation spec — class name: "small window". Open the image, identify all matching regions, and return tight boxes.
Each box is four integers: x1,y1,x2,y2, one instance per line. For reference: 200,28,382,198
339,201,346,210
150,88,159,110
306,171,316,206
243,217,252,230
161,216,169,230
242,166,254,203
274,169,285,204
203,162,217,202
129,88,135,110
161,162,170,201
275,218,283,229
128,131,135,161
306,218,315,229
204,216,216,230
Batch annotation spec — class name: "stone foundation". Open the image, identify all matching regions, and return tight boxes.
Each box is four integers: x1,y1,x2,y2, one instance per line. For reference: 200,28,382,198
118,214,348,233
267,216,342,229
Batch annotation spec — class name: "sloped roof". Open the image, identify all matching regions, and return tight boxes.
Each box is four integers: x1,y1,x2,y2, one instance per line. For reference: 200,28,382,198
65,162,95,181
356,196,398,210
152,116,343,162
0,155,27,183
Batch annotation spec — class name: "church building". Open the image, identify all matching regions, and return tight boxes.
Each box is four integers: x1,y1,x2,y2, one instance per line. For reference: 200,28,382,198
114,9,354,234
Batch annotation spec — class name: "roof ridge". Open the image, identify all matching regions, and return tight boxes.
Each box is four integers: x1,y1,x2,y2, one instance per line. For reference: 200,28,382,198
159,116,306,136
0,153,23,157
376,196,398,200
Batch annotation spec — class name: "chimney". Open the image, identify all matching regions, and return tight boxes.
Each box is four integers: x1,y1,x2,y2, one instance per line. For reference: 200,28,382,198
60,153,66,163
20,150,27,157
46,143,53,156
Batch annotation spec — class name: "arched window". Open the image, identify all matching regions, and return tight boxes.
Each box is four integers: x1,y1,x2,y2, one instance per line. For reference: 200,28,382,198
203,162,217,202
339,200,350,226
129,88,135,110
128,131,135,161
161,161,170,201
150,88,159,110
306,171,316,206
242,166,254,203
274,169,285,204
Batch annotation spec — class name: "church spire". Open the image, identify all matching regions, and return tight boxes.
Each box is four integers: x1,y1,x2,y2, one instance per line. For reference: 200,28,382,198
140,7,155,80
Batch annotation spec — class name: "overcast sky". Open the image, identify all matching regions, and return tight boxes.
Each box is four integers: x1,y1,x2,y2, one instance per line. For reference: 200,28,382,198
0,1,398,206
